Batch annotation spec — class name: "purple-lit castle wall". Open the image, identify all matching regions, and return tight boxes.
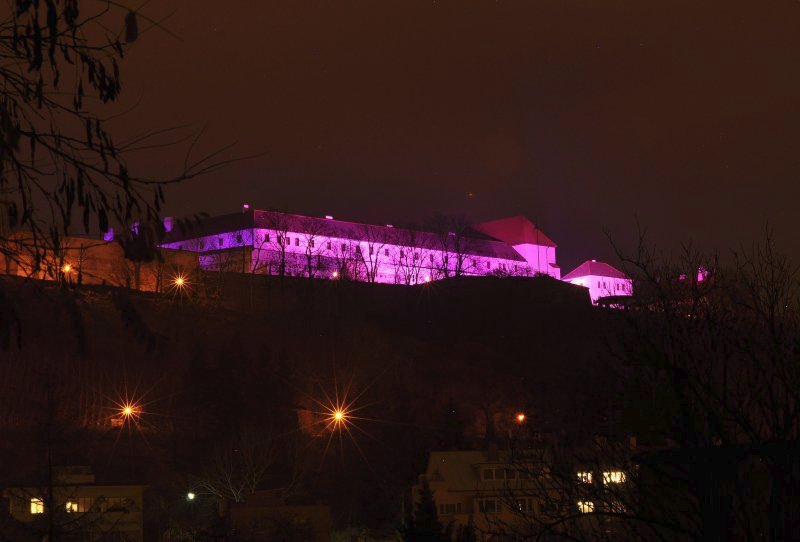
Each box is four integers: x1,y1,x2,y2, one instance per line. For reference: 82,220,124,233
159,211,560,285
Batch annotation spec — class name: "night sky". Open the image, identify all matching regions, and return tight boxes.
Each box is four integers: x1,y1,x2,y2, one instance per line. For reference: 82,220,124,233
114,1,800,272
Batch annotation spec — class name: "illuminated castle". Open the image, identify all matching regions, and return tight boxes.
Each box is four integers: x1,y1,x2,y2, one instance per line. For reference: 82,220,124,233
159,207,633,302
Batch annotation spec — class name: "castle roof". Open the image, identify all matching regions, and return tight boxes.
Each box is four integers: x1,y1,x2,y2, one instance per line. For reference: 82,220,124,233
472,216,557,247
163,209,530,262
562,260,629,281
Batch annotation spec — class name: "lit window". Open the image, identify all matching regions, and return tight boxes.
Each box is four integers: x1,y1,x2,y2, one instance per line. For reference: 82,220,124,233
577,471,593,484
577,501,594,513
30,498,44,514
603,471,626,485
515,498,533,512
65,497,92,513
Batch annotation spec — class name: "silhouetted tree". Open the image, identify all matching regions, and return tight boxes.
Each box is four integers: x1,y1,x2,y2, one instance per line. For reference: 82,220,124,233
398,479,452,542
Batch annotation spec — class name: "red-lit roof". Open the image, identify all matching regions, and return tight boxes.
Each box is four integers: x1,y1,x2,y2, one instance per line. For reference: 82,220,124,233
562,260,629,281
472,216,557,247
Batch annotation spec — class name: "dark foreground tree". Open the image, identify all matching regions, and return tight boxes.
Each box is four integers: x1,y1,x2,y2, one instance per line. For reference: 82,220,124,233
0,1,239,347
398,479,452,542
494,233,800,541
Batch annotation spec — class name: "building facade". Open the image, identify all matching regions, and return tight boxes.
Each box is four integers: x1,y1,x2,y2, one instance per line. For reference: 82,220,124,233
160,209,561,285
562,260,633,305
3,466,146,542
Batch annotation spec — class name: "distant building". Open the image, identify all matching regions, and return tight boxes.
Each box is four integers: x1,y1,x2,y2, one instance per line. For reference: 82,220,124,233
413,448,561,535
414,447,630,538
0,231,195,292
562,260,633,304
3,465,146,542
159,208,560,284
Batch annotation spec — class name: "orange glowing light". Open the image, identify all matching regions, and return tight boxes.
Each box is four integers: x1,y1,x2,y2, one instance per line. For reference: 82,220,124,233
168,273,191,295
516,413,526,423
334,410,344,421
62,264,72,273
332,271,339,279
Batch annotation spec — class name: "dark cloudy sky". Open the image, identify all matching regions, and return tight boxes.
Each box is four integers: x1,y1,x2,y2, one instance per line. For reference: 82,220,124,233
114,0,800,272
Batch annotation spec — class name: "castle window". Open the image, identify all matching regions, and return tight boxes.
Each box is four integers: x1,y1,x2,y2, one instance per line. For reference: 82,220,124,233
309,240,315,248
385,249,390,256
327,241,332,250
218,238,223,247
369,246,374,255
236,233,243,244
341,243,347,251
577,471,593,484
430,254,434,263
295,238,300,246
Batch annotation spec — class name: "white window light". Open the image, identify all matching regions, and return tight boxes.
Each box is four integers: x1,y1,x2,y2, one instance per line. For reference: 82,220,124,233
577,501,594,513
30,498,44,514
603,471,626,485
577,471,593,484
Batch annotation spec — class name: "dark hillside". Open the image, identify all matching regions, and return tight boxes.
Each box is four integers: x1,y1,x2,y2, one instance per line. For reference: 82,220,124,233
0,274,621,531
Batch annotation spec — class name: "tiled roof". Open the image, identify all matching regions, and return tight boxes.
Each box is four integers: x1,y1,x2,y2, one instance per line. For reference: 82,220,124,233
562,260,629,281
472,216,557,247
162,211,254,242
254,210,526,261
165,209,527,262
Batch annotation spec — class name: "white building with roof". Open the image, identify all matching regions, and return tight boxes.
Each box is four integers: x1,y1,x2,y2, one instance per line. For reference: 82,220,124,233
561,260,632,304
159,209,561,284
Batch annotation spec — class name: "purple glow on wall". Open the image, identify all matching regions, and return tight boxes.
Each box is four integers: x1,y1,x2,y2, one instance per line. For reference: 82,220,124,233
159,209,627,297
